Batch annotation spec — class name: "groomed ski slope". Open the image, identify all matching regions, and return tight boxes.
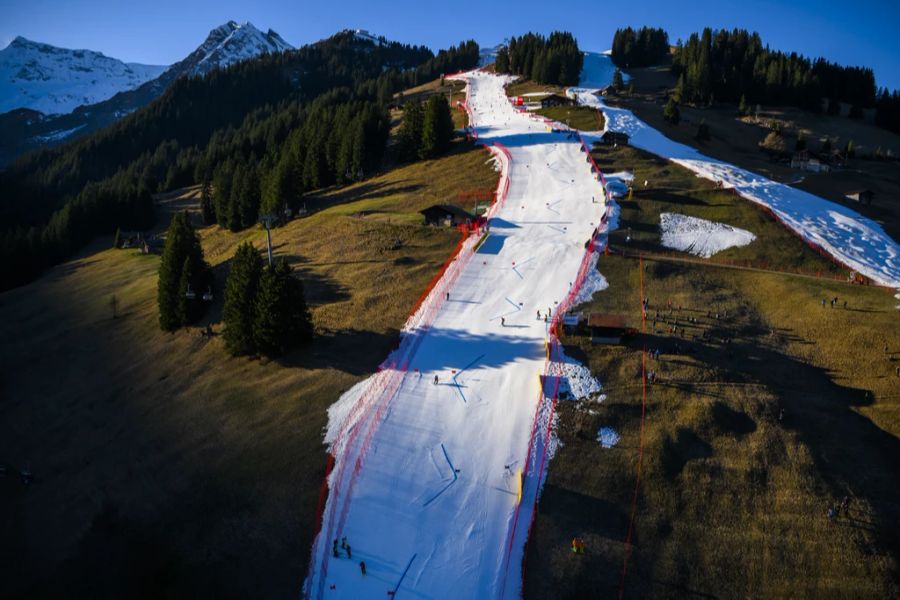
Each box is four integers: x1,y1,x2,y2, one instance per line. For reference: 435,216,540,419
305,71,609,599
572,52,900,289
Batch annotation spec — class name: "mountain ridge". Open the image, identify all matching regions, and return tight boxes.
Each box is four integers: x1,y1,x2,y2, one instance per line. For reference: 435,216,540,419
0,21,295,165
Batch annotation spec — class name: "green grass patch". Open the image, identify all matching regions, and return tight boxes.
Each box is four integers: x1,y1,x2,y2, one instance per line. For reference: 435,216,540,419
537,105,605,132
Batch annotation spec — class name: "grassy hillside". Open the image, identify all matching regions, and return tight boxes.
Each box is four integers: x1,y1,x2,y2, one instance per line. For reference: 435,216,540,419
524,145,899,598
0,144,499,598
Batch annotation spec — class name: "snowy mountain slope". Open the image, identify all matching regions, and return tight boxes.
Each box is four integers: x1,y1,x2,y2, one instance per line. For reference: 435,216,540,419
0,21,294,165
0,36,166,115
172,20,293,78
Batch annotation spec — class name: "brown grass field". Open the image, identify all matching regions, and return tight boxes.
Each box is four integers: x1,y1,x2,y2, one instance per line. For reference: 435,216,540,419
0,143,499,598
523,144,900,599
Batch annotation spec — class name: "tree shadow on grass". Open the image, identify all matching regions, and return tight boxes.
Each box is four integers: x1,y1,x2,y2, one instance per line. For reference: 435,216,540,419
305,180,423,214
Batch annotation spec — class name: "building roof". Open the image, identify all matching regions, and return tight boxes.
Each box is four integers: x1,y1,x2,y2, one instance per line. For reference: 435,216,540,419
602,130,629,140
540,93,572,103
420,204,475,219
588,313,628,329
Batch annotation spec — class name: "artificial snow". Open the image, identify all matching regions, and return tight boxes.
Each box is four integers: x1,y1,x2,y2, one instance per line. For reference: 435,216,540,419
572,251,608,306
659,212,756,258
555,348,603,401
308,68,612,600
597,427,620,448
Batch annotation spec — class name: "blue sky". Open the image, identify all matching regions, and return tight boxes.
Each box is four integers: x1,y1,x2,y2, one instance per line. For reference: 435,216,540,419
3,0,899,89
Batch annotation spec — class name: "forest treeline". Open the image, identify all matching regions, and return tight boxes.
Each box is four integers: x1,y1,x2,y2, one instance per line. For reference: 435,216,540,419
495,32,582,86
0,33,479,291
610,27,669,68
671,28,876,111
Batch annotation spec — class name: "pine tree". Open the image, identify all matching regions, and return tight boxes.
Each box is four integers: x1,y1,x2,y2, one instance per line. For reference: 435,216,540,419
223,242,262,356
157,211,208,331
495,48,509,72
254,259,313,357
612,68,624,91
695,120,710,141
663,97,681,125
113,227,122,249
738,94,749,116
420,95,454,159
201,180,215,225
398,100,425,161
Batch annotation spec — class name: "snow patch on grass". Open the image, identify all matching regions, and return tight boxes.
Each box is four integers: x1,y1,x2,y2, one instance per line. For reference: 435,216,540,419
597,427,620,448
660,212,756,258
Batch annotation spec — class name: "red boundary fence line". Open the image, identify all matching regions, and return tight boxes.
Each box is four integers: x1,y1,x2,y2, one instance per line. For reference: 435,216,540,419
306,73,514,598
618,255,648,598
499,128,613,597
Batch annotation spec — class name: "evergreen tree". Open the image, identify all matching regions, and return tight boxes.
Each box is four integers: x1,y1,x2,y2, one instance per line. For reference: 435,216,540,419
222,242,262,356
611,27,670,68
157,211,208,331
254,259,313,357
398,100,425,161
201,180,215,225
495,48,510,72
663,97,681,125
738,94,749,116
695,120,710,141
113,227,122,249
612,68,624,91
420,95,454,159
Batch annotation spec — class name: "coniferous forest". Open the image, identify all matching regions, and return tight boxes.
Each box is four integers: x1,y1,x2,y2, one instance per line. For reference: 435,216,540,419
0,33,479,291
670,28,877,112
610,27,670,68
494,32,583,86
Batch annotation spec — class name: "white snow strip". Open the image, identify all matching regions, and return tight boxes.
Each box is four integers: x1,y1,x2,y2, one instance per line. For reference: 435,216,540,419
660,212,756,258
307,67,613,600
570,52,900,289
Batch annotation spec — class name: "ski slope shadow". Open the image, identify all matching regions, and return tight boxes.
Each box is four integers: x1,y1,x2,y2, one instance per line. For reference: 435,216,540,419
407,327,544,374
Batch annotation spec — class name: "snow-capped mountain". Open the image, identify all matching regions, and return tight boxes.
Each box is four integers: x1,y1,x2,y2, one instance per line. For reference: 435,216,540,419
0,21,294,164
478,41,509,67
0,36,166,115
173,21,293,78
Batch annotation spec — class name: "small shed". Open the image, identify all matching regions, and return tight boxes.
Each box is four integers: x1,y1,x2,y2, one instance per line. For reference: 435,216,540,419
421,204,475,227
588,313,632,344
845,189,874,206
540,94,575,108
600,131,630,146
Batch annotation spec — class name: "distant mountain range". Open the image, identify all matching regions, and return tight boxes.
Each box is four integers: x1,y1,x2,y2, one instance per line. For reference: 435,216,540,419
0,21,294,165
0,37,166,115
